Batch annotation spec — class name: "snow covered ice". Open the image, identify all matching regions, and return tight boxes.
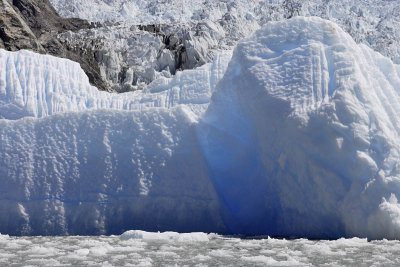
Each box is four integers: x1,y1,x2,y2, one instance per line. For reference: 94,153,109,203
1,231,400,266
2,16,400,239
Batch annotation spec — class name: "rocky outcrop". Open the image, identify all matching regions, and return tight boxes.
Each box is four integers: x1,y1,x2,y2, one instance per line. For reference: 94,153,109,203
0,0,109,91
0,0,41,51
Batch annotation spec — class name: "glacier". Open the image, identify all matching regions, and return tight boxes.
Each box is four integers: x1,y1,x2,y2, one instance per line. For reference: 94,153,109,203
1,17,400,239
49,0,400,64
45,0,400,93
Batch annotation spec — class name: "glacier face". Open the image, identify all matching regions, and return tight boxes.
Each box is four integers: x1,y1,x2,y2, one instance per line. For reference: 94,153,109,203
2,17,400,238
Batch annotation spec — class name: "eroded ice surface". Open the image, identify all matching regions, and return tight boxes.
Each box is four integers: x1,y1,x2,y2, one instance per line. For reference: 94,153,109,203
0,49,231,119
197,16,400,239
0,231,400,266
2,17,400,239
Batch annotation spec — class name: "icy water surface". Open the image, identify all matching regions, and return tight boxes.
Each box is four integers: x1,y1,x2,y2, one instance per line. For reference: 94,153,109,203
1,231,400,266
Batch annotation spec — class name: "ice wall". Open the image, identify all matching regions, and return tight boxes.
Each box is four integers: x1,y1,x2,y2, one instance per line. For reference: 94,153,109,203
198,17,400,239
0,48,231,235
0,107,226,235
2,17,400,239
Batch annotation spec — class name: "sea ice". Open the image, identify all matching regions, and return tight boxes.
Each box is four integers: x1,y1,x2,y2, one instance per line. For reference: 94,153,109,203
0,232,399,266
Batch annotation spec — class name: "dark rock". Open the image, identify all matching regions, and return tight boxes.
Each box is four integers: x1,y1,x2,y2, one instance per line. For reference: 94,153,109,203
138,24,163,35
0,0,109,91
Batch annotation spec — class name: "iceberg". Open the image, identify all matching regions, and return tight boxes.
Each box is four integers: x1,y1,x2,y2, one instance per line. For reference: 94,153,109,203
198,17,400,239
120,230,210,242
0,49,230,235
1,17,400,239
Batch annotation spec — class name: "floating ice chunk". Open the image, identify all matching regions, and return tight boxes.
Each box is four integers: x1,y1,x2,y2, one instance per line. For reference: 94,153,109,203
120,230,209,242
241,255,300,265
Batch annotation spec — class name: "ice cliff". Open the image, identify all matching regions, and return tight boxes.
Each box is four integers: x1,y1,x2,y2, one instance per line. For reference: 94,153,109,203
199,17,400,239
1,17,400,239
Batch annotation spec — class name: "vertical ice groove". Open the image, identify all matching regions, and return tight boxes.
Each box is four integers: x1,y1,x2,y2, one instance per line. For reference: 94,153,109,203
0,49,231,120
197,17,400,238
318,43,329,104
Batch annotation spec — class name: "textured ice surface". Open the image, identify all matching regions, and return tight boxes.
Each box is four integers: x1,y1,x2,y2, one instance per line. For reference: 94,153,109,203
0,48,230,235
53,2,255,92
0,49,231,119
198,17,400,239
47,0,400,93
2,17,400,238
1,232,400,266
49,0,400,64
49,0,260,25
0,106,227,235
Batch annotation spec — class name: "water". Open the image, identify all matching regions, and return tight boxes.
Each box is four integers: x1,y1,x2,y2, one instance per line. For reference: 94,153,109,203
0,232,399,266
